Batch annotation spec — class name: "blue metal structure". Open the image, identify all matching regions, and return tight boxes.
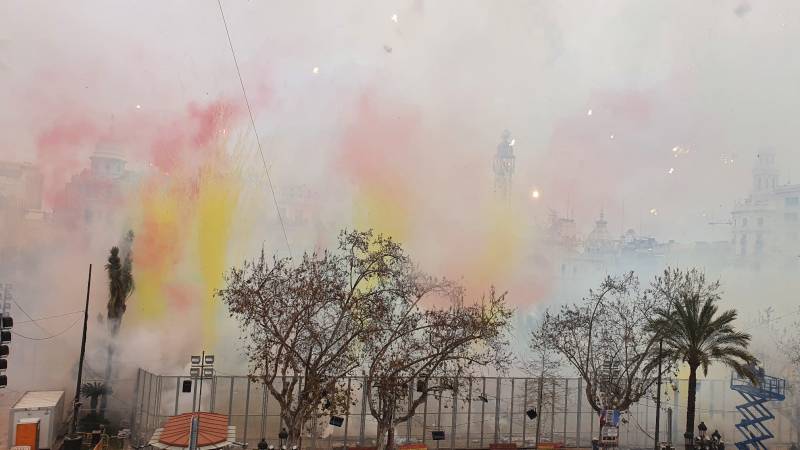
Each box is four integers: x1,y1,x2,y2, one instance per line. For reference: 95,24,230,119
730,369,786,449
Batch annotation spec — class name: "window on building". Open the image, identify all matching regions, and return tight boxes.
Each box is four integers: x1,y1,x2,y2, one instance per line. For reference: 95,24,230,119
785,212,799,223
786,197,799,207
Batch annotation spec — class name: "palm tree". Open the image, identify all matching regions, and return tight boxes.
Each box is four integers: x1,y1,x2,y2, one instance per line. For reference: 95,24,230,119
106,230,135,334
648,268,757,449
101,230,135,415
81,382,111,415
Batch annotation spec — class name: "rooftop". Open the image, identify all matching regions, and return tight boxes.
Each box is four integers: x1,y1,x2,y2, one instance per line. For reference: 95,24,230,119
12,391,63,410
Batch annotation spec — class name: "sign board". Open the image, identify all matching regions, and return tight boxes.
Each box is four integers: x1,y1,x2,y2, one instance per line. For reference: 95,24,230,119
599,410,620,447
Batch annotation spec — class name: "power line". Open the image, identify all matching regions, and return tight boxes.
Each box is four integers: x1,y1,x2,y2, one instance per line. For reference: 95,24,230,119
12,316,82,341
216,0,292,258
13,300,53,336
11,300,82,340
16,309,84,324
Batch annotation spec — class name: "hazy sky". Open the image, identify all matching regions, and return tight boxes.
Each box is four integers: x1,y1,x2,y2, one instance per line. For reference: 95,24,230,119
3,0,800,243
2,1,800,401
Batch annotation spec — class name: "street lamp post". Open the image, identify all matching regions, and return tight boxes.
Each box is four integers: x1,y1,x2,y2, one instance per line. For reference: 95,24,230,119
190,352,215,413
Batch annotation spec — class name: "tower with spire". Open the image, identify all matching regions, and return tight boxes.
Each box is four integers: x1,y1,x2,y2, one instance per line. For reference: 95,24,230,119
493,130,516,199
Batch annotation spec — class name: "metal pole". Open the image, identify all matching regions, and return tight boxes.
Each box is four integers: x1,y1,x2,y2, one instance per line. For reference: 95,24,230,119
189,414,200,450
509,379,515,443
244,377,251,443
522,379,528,447
563,379,568,444
436,390,443,450
359,376,367,445
406,380,413,441
261,383,268,439
192,378,198,413
131,369,142,439
550,379,555,441
480,378,486,447
667,407,673,445
344,378,352,447
137,371,147,440
175,377,181,416
494,378,501,444
451,379,458,450
228,377,235,425
70,264,92,436
577,378,582,449
198,350,205,413
466,378,473,448
654,338,664,450
211,375,218,412
422,387,429,445
156,375,164,425
535,374,543,448
144,372,154,434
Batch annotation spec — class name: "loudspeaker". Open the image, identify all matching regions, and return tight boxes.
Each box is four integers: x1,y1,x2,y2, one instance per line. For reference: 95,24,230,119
526,408,537,420
431,431,445,441
330,416,344,427
182,380,193,393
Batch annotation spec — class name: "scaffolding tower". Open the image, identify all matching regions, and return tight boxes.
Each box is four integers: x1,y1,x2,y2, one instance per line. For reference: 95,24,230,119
730,369,786,449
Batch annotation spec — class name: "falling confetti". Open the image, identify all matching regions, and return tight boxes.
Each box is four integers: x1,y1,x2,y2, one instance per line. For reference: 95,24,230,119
509,139,516,146
650,208,658,216
672,146,690,157
135,104,142,109
668,167,675,174
391,13,398,23
610,134,615,140
531,189,540,199
312,66,320,74
587,109,593,116
721,153,736,165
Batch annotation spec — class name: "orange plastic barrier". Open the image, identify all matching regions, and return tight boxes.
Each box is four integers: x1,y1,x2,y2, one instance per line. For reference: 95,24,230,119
398,444,428,450
15,421,39,450
489,444,518,450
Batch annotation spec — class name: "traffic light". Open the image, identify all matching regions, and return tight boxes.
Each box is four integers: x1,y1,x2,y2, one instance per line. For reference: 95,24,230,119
0,314,10,388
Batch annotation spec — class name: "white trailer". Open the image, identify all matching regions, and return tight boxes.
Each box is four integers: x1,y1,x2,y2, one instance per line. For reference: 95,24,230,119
8,391,65,450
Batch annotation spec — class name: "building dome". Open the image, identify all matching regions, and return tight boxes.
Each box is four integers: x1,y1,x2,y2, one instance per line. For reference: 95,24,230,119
90,141,127,179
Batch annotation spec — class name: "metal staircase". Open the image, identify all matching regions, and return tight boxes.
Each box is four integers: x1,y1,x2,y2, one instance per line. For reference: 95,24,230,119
730,369,786,449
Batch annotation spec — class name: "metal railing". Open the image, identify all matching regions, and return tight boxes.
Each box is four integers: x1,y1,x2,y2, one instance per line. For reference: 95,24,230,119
129,369,798,450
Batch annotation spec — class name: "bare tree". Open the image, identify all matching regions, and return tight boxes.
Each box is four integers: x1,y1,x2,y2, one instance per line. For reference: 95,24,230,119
219,230,430,447
527,318,564,447
532,272,663,415
773,319,800,444
363,287,514,450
